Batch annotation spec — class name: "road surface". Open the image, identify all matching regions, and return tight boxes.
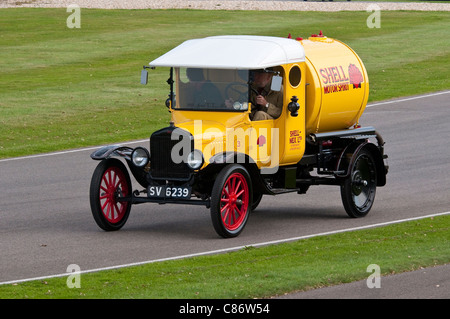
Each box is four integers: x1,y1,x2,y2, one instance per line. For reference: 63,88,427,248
1,91,449,298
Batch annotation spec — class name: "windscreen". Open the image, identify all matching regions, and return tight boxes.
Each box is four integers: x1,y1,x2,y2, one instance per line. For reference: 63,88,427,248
175,68,249,111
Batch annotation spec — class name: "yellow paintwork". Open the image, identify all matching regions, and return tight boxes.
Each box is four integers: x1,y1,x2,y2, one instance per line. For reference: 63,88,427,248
169,36,369,171
301,36,369,134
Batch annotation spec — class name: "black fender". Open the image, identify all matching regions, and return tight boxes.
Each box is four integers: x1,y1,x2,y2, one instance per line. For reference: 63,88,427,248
208,152,270,195
362,142,387,187
90,145,149,188
336,141,387,187
90,145,133,161
209,151,256,165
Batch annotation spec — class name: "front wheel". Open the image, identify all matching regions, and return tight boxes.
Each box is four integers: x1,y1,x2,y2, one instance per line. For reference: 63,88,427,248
210,165,252,238
251,192,263,211
340,148,377,218
89,158,132,231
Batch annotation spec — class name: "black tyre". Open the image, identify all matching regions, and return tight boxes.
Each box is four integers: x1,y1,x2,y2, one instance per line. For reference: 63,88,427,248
210,165,252,238
89,158,132,231
340,148,377,218
251,192,263,211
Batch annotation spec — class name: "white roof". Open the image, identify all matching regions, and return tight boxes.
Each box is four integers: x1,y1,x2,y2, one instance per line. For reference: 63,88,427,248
149,35,305,70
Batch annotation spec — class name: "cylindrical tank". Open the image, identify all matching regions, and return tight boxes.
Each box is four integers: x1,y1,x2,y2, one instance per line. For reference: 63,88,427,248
300,35,369,134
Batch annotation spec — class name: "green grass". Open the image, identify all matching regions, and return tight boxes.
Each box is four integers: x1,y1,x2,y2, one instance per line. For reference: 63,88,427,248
0,9,449,159
1,214,448,298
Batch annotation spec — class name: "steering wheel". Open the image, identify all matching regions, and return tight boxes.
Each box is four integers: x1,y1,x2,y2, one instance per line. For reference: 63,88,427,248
224,82,258,109
224,82,248,101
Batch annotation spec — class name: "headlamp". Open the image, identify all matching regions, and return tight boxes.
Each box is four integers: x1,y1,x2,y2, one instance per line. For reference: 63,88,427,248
186,150,203,170
131,147,149,167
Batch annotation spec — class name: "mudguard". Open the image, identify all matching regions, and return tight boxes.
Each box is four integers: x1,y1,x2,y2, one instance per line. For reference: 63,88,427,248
90,145,133,161
208,152,270,195
90,145,149,188
209,151,256,165
337,141,387,187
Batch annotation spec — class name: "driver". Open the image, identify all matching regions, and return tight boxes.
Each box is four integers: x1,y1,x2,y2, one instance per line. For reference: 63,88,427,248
249,68,283,121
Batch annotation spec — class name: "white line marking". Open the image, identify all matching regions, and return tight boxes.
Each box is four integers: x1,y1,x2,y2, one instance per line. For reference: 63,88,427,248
0,139,148,163
1,90,449,163
1,211,449,286
367,90,450,108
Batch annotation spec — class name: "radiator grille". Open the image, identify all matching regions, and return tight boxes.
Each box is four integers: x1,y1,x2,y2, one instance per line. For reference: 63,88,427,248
150,126,193,180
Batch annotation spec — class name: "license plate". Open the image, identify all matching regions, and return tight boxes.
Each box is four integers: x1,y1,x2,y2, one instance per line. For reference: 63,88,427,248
147,185,191,199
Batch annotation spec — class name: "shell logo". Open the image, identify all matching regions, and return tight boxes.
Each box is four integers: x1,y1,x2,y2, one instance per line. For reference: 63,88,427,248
349,63,363,89
320,63,364,94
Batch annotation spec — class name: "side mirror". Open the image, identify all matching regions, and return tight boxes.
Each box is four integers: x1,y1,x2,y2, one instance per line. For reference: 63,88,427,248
140,68,148,85
271,74,282,92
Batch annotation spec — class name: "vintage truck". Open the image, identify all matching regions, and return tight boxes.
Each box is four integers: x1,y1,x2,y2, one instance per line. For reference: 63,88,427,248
89,34,388,238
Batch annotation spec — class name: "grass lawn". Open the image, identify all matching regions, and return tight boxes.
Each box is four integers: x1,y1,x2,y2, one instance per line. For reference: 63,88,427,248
0,214,448,299
0,9,449,159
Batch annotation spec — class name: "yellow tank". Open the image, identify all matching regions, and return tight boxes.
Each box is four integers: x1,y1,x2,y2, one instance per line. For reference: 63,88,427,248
300,34,369,134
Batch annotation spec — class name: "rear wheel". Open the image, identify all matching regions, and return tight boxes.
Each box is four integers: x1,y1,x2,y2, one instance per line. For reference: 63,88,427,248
210,165,252,238
340,148,377,218
90,158,132,231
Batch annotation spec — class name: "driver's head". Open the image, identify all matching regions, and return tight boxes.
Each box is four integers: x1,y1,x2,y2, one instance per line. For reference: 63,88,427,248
252,69,273,89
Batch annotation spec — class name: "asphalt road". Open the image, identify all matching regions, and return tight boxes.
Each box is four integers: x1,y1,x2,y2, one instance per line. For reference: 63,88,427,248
1,91,449,298
279,263,449,299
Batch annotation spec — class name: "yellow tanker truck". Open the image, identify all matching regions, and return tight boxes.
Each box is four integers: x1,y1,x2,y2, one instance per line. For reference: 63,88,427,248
89,34,388,238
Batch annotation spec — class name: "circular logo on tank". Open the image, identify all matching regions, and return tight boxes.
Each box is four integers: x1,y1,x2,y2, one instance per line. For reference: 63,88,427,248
349,64,363,89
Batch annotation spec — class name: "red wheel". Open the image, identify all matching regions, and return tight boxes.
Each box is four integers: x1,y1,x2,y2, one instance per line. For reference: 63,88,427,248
211,165,252,238
90,159,132,231
219,172,249,230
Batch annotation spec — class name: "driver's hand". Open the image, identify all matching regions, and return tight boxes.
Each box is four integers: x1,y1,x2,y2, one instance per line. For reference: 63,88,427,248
256,95,268,107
